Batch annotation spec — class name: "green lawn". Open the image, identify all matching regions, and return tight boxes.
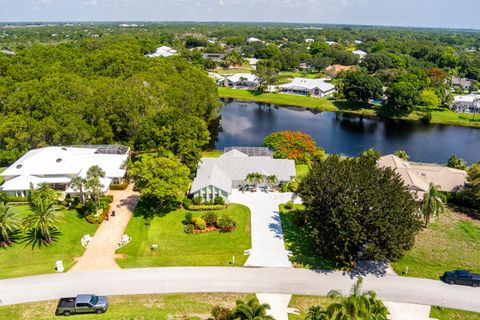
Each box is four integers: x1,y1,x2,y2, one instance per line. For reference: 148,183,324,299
280,204,335,270
216,68,253,75
218,88,480,128
201,150,224,158
0,206,98,279
117,204,251,268
0,293,252,320
0,167,6,185
288,295,480,320
391,208,480,279
295,164,310,181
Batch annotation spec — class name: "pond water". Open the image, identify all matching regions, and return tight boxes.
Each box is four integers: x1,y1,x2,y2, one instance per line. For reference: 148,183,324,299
216,100,480,164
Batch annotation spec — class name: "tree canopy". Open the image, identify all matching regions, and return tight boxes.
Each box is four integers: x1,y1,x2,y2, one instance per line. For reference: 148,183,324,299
341,71,383,103
263,131,317,164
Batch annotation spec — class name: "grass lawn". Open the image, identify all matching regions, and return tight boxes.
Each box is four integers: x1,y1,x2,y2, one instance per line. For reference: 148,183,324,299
0,167,6,185
201,150,224,158
391,207,480,279
216,68,253,75
295,164,310,181
279,204,335,270
218,87,480,128
0,293,253,320
288,295,480,320
0,206,98,279
117,204,251,268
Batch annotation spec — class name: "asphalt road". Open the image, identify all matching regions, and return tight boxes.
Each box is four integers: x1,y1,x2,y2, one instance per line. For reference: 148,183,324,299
2,267,480,312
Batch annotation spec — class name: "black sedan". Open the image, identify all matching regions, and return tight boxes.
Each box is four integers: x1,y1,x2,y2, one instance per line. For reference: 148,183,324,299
442,270,480,287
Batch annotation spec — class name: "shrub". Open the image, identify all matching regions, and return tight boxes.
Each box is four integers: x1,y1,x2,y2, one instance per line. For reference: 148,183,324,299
204,200,213,205
192,195,203,205
184,211,193,224
217,214,236,232
74,203,86,214
182,197,193,209
187,204,225,211
288,181,299,193
211,305,234,320
292,209,307,227
184,224,194,234
84,200,97,215
101,195,114,203
285,201,294,210
214,196,225,205
4,195,29,203
109,182,129,190
421,111,432,124
194,217,206,230
86,213,106,224
203,212,218,227
280,182,288,193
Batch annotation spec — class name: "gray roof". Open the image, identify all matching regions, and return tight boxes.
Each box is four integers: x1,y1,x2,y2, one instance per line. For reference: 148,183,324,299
191,150,296,194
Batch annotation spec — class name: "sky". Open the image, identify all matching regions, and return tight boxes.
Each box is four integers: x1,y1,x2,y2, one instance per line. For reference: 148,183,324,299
0,0,478,29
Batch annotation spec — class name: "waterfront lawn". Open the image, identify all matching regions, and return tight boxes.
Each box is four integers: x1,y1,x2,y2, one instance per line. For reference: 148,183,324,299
288,295,480,320
0,206,98,279
391,207,480,279
0,293,252,320
280,204,335,270
117,204,251,268
201,150,224,158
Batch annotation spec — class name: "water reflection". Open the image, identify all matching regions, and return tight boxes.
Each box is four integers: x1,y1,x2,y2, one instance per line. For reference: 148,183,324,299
216,100,480,164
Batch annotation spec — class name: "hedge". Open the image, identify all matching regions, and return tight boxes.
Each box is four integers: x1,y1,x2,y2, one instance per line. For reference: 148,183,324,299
186,204,226,211
4,196,29,203
110,182,128,190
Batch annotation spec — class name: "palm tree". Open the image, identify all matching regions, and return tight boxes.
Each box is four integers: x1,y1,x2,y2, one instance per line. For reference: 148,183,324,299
246,172,263,188
325,277,389,320
233,297,273,320
421,183,446,227
86,165,106,209
305,306,329,320
70,176,87,204
23,197,63,244
266,175,278,190
0,202,21,248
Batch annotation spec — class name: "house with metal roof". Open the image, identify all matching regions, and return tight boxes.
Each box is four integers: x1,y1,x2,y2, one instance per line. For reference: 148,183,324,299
0,145,129,197
217,73,260,89
279,78,335,97
190,149,296,201
352,49,367,60
451,94,480,113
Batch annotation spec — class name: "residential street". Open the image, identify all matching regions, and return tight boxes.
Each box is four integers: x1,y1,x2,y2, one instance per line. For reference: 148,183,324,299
1,267,480,313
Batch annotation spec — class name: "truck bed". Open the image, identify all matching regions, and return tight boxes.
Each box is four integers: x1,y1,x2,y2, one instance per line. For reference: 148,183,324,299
57,297,76,309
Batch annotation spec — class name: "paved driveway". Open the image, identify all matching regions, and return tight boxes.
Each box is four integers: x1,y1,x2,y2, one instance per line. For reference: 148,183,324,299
2,267,480,313
228,190,295,267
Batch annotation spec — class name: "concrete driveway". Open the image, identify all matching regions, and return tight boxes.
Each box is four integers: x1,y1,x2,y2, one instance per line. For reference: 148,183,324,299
228,189,295,267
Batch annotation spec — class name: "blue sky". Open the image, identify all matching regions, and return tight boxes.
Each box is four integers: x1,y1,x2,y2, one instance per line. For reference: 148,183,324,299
0,0,478,29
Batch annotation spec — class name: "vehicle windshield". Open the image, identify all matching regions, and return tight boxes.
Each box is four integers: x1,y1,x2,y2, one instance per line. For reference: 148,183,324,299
89,296,98,305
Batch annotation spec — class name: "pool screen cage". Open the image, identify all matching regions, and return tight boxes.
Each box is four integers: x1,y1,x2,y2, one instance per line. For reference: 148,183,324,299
224,146,273,157
65,144,130,155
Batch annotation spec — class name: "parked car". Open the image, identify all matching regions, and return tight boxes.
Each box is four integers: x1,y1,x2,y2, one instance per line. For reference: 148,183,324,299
55,294,108,316
442,270,480,287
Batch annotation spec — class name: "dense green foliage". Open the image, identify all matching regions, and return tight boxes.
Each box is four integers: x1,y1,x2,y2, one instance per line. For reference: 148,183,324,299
341,71,383,102
299,155,421,265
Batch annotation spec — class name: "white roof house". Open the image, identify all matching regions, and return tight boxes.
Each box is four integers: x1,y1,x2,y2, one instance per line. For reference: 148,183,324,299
279,78,336,97
191,149,296,200
451,94,480,113
218,73,259,89
247,37,263,43
0,145,129,196
353,50,367,60
145,46,177,58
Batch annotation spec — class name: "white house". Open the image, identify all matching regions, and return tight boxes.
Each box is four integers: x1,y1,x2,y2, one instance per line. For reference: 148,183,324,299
0,145,129,197
145,46,177,58
451,77,473,91
217,73,259,89
246,58,259,70
353,50,367,60
326,41,338,46
190,148,296,201
305,38,315,43
247,37,263,44
279,78,335,97
451,94,480,113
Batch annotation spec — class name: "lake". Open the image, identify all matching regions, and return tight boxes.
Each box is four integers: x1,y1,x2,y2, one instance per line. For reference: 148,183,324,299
216,100,480,164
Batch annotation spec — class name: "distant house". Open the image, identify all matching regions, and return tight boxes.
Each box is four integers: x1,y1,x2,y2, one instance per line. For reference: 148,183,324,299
0,145,129,197
305,38,315,43
325,41,338,46
451,94,480,113
378,154,468,200
190,148,296,201
246,58,259,70
145,46,177,58
325,64,357,78
279,78,335,97
451,77,473,91
217,73,259,89
0,49,15,56
354,40,363,44
352,50,367,60
247,37,264,44
202,53,225,62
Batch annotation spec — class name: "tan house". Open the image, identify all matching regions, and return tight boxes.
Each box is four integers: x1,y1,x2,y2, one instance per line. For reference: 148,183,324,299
378,154,468,200
325,64,357,78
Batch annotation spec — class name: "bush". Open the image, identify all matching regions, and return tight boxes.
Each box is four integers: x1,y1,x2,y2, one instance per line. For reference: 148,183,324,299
194,217,206,230
74,203,86,214
421,111,432,124
184,211,193,224
101,195,114,203
184,224,194,234
4,195,29,203
284,201,294,210
280,182,288,193
187,204,225,211
204,200,213,205
214,196,225,205
203,212,218,227
86,212,106,224
288,181,299,193
217,214,236,232
109,182,128,190
192,195,203,205
292,209,307,227
211,305,234,320
182,197,193,209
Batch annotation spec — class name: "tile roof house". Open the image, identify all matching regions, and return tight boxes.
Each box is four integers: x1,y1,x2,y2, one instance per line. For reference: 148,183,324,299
279,78,335,97
378,154,468,200
217,73,260,89
0,145,129,197
190,149,296,201
325,64,357,78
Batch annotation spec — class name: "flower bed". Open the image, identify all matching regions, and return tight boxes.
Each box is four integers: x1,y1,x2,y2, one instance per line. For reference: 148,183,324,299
184,212,236,234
